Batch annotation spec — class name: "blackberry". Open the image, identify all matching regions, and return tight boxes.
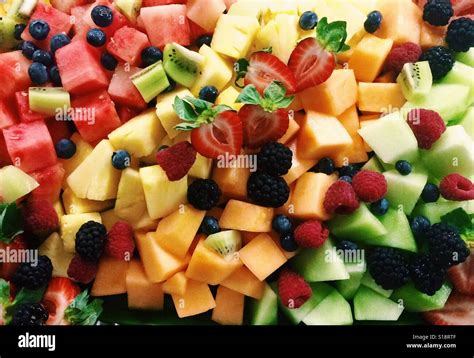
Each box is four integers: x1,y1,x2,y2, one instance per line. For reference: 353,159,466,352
247,172,290,208
446,17,474,53
367,247,410,290
75,221,107,262
256,142,293,176
12,255,52,290
410,254,446,296
12,303,48,326
420,46,454,80
426,223,470,269
187,179,221,210
423,0,453,26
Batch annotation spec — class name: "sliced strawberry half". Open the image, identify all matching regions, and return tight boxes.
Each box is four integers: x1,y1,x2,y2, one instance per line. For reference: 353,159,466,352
423,291,474,325
448,250,474,295
42,277,81,325
244,52,297,94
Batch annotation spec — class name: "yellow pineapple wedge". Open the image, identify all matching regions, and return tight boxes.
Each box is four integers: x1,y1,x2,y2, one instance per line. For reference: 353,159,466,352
62,187,114,215
38,232,74,278
59,133,93,189
114,168,148,222
156,88,193,139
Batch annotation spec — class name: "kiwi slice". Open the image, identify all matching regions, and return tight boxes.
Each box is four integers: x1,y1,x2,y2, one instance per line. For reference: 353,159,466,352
163,42,205,88
7,0,37,23
131,60,170,103
0,17,19,49
29,87,71,116
204,230,242,260
397,61,432,102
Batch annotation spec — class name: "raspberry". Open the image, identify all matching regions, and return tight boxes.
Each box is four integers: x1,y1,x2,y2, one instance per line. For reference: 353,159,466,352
294,220,329,248
156,141,197,181
22,200,59,236
352,170,387,203
323,180,360,215
407,109,446,149
105,221,135,261
385,42,422,74
67,255,98,284
278,269,312,309
439,174,474,201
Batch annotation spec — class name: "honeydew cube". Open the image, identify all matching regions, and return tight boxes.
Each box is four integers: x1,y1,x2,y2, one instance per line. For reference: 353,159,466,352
459,107,474,139
359,119,379,152
211,15,260,59
126,259,164,310
456,47,474,67
358,112,418,164
383,170,428,215
60,212,102,253
59,133,93,189
62,187,113,215
441,62,474,105
220,200,274,232
91,257,129,296
162,272,188,295
38,232,74,278
283,138,318,184
413,201,474,224
216,86,243,111
139,165,187,220
362,156,384,172
0,166,38,203
357,82,406,113
133,213,159,232
212,165,251,200
171,279,216,318
212,286,245,325
155,88,193,139
220,266,264,299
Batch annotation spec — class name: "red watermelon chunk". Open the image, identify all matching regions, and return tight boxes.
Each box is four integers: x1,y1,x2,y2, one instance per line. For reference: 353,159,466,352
142,0,186,5
0,132,12,167
46,118,74,145
15,91,50,123
82,0,129,38
0,100,17,130
187,0,226,32
56,40,110,94
108,63,147,109
189,19,211,42
71,89,121,142
0,51,32,100
70,4,93,36
107,26,150,66
29,163,65,203
50,0,94,14
2,120,57,173
140,5,191,48
117,106,140,124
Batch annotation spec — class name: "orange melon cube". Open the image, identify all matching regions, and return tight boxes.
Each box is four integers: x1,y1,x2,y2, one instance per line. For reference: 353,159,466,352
299,69,358,116
126,259,164,310
357,82,406,113
171,279,216,318
135,232,189,282
359,113,381,122
348,34,393,82
220,199,274,232
212,286,245,325
275,182,296,217
292,172,337,221
212,165,250,201
376,0,421,45
296,111,353,159
420,22,446,49
162,271,188,295
91,257,129,296
337,106,359,136
278,114,300,144
238,233,287,281
220,266,264,299
185,239,242,285
283,139,318,184
155,205,206,258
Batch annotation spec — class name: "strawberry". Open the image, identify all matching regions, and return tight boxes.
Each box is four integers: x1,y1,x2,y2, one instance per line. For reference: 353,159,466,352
243,52,297,94
448,250,474,295
423,291,474,325
288,17,350,92
1,235,28,281
42,277,80,325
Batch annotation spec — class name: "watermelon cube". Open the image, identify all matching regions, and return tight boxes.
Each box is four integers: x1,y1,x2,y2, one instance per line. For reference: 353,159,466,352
140,5,191,48
0,133,12,167
143,0,186,6
106,26,151,66
46,118,74,145
116,106,140,123
50,0,94,14
2,120,57,173
0,100,17,129
56,40,110,94
71,90,121,143
70,4,93,35
15,91,50,123
29,163,65,203
82,0,129,38
189,19,211,42
108,64,147,110
187,0,226,32
0,51,32,100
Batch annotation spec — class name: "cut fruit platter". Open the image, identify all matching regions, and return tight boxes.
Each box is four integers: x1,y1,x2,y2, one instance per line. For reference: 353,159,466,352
0,0,473,327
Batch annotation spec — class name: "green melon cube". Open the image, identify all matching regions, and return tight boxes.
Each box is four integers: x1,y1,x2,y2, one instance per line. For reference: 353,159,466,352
383,170,428,215
249,284,278,325
412,200,474,224
441,62,474,105
302,290,353,325
361,271,393,298
335,261,366,300
459,107,474,140
391,282,452,312
354,286,404,321
455,47,474,67
362,156,383,172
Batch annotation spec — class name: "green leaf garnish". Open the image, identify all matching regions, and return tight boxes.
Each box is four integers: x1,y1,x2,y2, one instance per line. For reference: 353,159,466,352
316,17,350,53
172,97,198,122
441,208,474,247
0,202,24,244
236,81,294,112
64,290,103,326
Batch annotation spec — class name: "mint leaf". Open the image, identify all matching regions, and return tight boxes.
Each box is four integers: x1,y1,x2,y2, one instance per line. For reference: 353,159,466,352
316,17,350,53
441,208,474,244
173,97,198,122
0,203,24,244
0,279,10,306
183,96,213,114
236,85,263,105
213,104,233,114
275,96,294,109
65,290,103,325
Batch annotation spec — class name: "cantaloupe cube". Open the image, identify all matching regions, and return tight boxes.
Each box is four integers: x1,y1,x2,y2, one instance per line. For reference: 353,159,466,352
220,266,264,299
240,231,259,245
375,71,396,84
62,187,113,215
91,257,129,296
60,212,102,253
171,279,216,318
296,111,353,159
126,259,164,310
188,153,213,179
59,133,92,189
420,22,446,49
156,205,206,258
238,233,287,281
283,139,318,184
220,200,274,232
155,88,193,139
216,86,243,111
185,239,242,285
132,214,159,232
276,182,296,217
278,114,300,144
292,172,336,221
212,286,245,325
162,271,188,295
375,0,421,45
357,82,406,113
212,165,250,201
348,34,393,82
300,69,357,116
135,232,189,283
207,207,224,220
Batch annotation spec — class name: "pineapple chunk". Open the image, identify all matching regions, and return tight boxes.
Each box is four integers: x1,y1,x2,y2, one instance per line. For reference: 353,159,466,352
38,232,74,278
155,88,193,139
262,0,298,23
67,140,121,201
59,133,93,189
227,0,266,18
216,87,243,111
188,153,213,179
60,212,102,253
324,0,367,48
114,168,148,222
62,187,113,215
108,109,166,157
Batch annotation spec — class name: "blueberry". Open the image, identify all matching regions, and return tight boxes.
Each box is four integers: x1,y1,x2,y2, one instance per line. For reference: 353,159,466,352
299,11,318,30
141,46,163,67
272,214,292,235
14,23,26,41
395,160,412,175
111,150,131,170
22,41,37,59
100,52,118,71
28,62,48,85
32,50,53,66
338,164,359,178
49,65,62,86
311,157,335,175
199,216,220,235
410,216,431,238
421,183,440,203
91,5,114,28
339,175,352,183
29,19,50,41
55,139,76,159
86,28,106,47
199,86,219,103
364,10,382,34
195,34,212,48
163,77,176,93
370,198,389,216
280,233,298,252
337,240,359,255
50,34,71,53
